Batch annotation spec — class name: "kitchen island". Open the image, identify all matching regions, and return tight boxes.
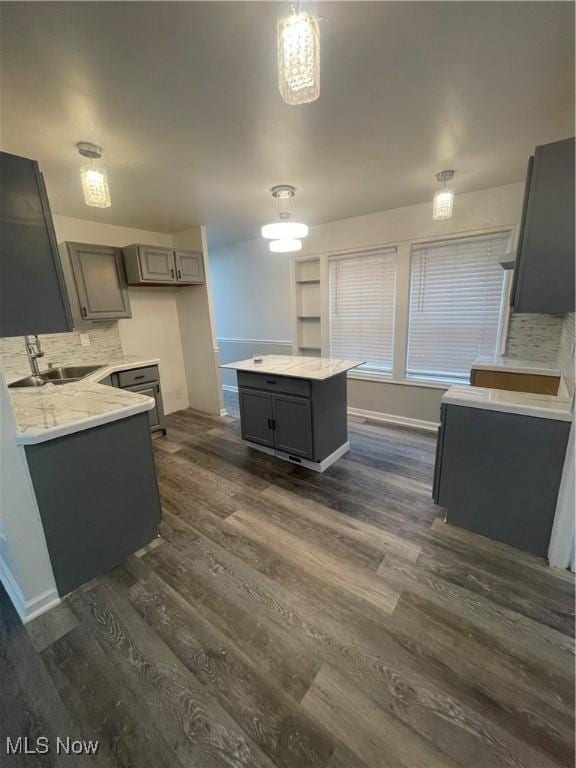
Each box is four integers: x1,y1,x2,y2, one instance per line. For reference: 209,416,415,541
221,355,363,472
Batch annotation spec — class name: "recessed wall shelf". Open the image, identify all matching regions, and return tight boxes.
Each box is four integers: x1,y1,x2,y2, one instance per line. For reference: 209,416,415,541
292,256,324,357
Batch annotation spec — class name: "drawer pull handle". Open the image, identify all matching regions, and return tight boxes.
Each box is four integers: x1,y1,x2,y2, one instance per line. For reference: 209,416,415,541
266,379,276,385
134,374,145,380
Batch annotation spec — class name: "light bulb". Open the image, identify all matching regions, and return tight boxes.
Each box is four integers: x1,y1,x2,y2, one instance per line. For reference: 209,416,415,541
277,11,320,105
80,165,111,208
269,238,302,253
261,221,309,239
433,189,454,220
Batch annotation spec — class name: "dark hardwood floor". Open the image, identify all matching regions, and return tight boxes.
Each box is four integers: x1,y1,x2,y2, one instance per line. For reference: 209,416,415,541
3,390,574,767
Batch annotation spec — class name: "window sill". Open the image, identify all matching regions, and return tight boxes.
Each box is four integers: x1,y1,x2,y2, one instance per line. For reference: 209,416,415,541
348,370,464,390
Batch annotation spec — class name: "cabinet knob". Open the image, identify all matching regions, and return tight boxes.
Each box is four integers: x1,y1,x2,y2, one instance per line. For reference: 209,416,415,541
170,268,175,278
177,269,182,280
81,306,87,318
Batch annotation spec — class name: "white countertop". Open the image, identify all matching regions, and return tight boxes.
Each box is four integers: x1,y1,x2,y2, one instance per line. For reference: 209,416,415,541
443,385,573,422
221,354,365,380
471,355,561,377
8,357,160,445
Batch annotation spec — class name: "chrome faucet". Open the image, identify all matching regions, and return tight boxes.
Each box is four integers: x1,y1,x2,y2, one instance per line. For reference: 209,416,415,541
24,335,45,376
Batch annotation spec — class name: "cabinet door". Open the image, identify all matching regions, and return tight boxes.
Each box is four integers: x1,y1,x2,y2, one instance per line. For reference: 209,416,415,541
0,152,72,337
513,138,575,313
239,388,274,447
138,246,176,283
67,243,132,321
126,381,165,432
272,394,313,459
175,250,205,284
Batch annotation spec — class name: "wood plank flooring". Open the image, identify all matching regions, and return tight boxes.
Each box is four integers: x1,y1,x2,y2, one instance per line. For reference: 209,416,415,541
3,390,574,768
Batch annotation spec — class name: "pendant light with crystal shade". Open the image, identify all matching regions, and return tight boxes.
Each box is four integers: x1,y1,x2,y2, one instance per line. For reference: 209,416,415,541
432,170,455,220
77,142,111,208
277,6,320,105
262,185,308,252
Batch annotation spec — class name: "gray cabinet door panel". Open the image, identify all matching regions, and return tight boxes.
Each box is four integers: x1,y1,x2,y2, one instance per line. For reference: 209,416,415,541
513,138,575,313
138,246,176,282
125,382,163,431
67,243,131,320
438,405,569,556
239,389,274,447
175,250,205,283
272,394,313,458
0,152,73,337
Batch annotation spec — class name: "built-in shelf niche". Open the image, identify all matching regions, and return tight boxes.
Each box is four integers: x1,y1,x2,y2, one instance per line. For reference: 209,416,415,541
293,256,322,357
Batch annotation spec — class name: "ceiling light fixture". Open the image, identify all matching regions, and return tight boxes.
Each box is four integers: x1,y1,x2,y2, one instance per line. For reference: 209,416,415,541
77,142,111,208
433,170,455,220
262,185,308,253
269,238,303,253
277,6,320,106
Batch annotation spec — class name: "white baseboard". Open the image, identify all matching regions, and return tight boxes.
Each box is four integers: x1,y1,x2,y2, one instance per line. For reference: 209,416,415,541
0,555,60,623
347,406,439,433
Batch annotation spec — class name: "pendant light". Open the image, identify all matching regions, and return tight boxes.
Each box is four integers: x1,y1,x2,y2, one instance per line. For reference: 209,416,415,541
277,6,320,105
261,185,308,253
77,142,111,208
432,170,455,220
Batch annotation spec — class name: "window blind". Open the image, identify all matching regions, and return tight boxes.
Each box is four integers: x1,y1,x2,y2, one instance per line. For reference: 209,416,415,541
406,232,510,382
329,248,397,372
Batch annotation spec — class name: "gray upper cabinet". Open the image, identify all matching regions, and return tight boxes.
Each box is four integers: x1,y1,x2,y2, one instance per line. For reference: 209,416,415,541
175,250,205,283
124,245,175,284
0,151,73,338
62,242,132,324
511,137,575,314
123,244,205,286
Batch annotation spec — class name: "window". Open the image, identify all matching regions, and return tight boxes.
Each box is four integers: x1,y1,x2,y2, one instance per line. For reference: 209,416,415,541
406,232,510,383
329,248,397,373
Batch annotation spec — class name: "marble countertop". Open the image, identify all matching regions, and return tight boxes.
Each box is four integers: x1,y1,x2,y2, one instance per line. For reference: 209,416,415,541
471,355,561,377
221,355,365,380
443,385,573,422
7,357,160,445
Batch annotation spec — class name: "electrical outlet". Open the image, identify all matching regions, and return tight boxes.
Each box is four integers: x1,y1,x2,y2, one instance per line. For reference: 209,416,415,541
79,333,91,347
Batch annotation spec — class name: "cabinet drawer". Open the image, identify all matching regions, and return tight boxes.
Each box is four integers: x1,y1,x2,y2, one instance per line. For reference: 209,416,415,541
118,366,158,388
471,369,560,395
237,371,310,397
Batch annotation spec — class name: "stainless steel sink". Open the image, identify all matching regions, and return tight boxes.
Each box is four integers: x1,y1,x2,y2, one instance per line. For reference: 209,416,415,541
8,364,103,388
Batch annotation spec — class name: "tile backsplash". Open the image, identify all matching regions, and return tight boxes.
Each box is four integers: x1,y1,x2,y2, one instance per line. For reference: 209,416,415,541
0,324,123,378
557,313,575,399
505,313,564,361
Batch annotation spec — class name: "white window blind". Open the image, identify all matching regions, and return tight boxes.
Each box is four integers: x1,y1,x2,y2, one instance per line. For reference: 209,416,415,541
407,232,510,382
329,248,397,373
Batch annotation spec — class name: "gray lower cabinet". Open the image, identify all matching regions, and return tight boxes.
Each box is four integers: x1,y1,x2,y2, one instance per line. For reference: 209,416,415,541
511,137,575,313
239,389,275,447
60,242,132,324
272,395,313,458
433,403,570,556
123,244,205,286
1,151,73,337
25,412,162,597
237,371,347,465
105,364,166,436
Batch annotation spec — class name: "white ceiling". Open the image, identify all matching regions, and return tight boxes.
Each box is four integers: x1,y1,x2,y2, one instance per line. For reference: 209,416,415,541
1,2,574,246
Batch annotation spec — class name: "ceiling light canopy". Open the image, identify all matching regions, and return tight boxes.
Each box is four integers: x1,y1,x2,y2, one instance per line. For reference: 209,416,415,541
262,184,308,253
277,7,320,106
433,170,455,220
78,142,111,208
